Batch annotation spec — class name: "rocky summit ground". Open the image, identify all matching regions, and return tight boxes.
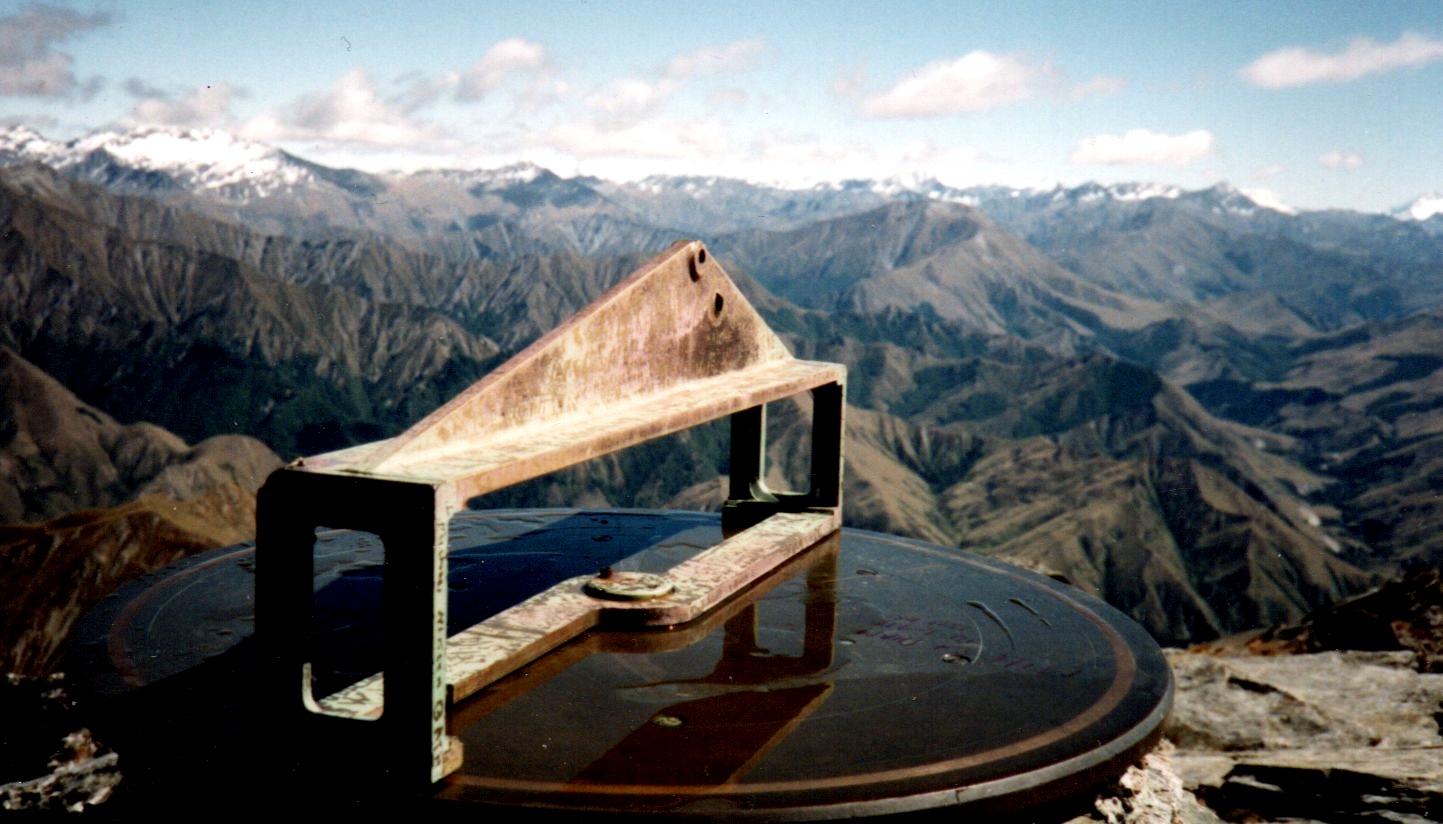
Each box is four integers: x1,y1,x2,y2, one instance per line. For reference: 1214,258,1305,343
1069,573,1443,824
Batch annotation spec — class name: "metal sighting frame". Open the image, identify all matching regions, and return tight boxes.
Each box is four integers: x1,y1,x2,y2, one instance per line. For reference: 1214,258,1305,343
256,241,846,785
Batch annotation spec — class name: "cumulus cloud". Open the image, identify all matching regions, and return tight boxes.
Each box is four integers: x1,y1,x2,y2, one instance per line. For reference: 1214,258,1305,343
1241,31,1443,88
1253,163,1285,180
859,51,1122,118
242,68,444,147
1069,74,1127,100
861,51,1046,117
587,77,675,118
665,39,764,78
582,39,765,121
390,71,456,113
1318,150,1363,171
543,115,730,159
456,38,547,100
0,4,107,97
1069,129,1215,166
123,81,239,129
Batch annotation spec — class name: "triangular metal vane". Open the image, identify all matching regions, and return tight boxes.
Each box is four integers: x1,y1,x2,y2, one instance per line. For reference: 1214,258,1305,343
256,240,846,785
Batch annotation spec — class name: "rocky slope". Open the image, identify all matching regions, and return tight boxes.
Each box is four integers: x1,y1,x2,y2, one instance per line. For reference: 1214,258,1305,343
0,347,277,523
0,348,281,674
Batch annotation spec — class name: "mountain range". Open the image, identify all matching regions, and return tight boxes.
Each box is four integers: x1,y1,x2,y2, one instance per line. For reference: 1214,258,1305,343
3,125,1441,665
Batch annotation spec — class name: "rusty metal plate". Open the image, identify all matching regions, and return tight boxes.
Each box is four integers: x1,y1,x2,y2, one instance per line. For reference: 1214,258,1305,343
71,509,1170,819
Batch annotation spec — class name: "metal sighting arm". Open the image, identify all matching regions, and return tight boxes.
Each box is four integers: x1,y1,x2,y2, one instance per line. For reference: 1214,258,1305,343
256,241,846,785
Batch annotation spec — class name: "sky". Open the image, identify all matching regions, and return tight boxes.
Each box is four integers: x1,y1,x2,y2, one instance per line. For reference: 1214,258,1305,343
1,1,1440,213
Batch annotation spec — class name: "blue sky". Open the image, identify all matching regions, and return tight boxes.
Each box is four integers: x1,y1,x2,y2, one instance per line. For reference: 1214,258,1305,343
2,0,1440,212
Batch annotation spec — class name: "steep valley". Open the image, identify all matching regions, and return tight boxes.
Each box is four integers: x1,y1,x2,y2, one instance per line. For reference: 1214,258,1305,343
2,133,1440,666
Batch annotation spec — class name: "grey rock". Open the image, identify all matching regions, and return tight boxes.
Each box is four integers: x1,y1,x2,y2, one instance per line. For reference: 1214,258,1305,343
1165,649,1443,822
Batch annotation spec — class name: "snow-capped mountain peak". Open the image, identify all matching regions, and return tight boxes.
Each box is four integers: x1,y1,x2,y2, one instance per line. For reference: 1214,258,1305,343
1236,187,1297,216
1182,182,1295,217
0,125,320,200
67,127,311,194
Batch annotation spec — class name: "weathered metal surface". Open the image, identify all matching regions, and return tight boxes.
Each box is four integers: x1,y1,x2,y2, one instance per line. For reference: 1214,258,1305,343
255,241,847,786
75,510,1173,819
356,241,805,473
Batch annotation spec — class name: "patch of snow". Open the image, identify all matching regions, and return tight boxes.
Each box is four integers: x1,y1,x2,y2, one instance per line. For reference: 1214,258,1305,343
496,163,542,184
1298,505,1322,528
1239,187,1297,215
1106,182,1182,202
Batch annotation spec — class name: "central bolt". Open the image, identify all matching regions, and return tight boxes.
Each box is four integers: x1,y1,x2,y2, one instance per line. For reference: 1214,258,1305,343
584,570,675,601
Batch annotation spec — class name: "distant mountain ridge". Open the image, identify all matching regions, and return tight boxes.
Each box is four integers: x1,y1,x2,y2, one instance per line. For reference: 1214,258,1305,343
4,123,1440,651
5,124,1438,251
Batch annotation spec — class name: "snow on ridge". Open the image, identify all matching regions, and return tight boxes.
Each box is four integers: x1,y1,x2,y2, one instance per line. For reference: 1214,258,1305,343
413,162,548,187
67,127,309,193
0,124,62,160
1105,182,1182,202
476,162,545,185
1402,194,1443,221
1238,187,1297,215
2,125,316,198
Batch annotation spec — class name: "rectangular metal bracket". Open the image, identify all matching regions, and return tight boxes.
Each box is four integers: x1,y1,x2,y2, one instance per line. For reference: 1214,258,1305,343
256,241,846,786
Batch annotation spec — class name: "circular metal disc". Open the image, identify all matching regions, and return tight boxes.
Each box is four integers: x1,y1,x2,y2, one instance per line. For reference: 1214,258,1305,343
70,509,1171,819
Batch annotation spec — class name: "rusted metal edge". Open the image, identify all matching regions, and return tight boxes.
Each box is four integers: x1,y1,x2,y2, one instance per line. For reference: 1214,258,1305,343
299,359,844,503
356,240,794,473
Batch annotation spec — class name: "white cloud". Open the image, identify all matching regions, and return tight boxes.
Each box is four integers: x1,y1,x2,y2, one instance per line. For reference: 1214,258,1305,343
543,115,729,159
582,39,765,121
1253,163,1285,180
859,51,1123,118
0,5,107,97
456,38,547,100
587,77,677,118
124,82,239,129
665,39,764,78
1069,129,1215,166
1241,31,1443,88
1318,150,1363,171
390,71,455,113
861,51,1047,117
1069,74,1127,100
242,68,444,147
